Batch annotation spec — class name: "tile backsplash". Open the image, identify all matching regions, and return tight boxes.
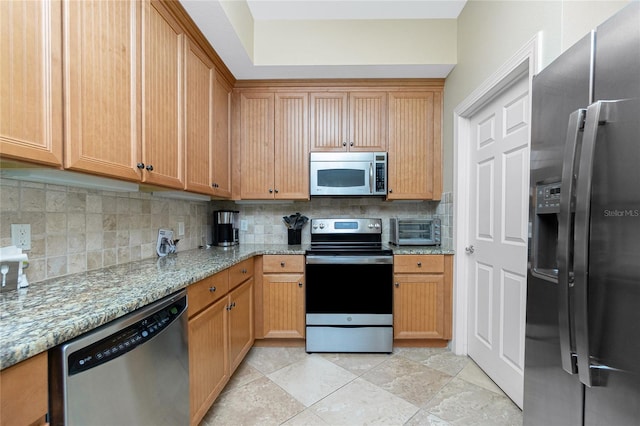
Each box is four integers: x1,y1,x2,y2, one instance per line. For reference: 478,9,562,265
0,178,211,284
1,176,453,284
213,192,454,248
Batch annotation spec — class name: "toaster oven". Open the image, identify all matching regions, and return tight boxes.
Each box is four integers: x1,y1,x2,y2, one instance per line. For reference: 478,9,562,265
389,218,441,246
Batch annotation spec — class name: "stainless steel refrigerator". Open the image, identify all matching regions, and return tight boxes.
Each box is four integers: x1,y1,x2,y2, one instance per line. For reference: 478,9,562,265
524,3,640,425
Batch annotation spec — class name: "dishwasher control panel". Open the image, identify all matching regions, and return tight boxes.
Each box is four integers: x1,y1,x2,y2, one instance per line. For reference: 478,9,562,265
67,296,187,375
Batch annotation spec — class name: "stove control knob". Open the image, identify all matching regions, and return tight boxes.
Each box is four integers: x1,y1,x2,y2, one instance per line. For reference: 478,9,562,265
374,223,380,229
319,223,325,229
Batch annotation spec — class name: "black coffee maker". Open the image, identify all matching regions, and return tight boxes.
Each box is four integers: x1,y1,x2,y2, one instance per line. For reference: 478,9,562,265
213,210,239,246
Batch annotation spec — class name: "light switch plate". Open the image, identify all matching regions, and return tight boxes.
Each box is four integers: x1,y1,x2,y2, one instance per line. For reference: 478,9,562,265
178,222,185,236
240,220,248,231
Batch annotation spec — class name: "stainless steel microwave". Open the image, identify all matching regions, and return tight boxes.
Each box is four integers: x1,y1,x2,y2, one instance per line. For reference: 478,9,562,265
389,218,441,246
310,152,387,196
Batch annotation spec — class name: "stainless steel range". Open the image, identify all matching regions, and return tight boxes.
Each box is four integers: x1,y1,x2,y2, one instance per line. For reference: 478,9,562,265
305,218,393,353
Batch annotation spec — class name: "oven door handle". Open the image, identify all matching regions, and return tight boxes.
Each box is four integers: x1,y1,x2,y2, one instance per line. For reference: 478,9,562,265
306,255,393,265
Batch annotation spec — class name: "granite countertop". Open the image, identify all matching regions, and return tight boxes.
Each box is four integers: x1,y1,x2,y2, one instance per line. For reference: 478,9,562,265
0,244,453,369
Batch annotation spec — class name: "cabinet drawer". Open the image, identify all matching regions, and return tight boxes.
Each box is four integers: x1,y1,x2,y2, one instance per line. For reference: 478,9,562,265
229,258,254,290
187,271,229,318
394,255,444,273
263,255,304,273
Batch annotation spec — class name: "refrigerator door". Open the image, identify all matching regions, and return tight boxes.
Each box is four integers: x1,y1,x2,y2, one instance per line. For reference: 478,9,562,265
523,32,594,426
577,3,640,425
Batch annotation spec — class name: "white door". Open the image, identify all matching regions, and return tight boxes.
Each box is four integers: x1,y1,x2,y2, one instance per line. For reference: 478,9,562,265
466,75,529,408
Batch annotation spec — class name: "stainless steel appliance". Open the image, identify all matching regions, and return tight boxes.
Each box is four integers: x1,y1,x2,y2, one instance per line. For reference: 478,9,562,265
310,152,387,196
305,218,393,353
213,209,239,246
524,3,640,425
49,290,189,426
389,218,441,246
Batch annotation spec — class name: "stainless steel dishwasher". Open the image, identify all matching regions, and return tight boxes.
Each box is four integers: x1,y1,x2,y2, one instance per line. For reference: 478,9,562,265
49,289,189,426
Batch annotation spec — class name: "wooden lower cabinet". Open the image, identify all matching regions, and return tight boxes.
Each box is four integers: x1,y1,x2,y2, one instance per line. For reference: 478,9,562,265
187,266,254,426
393,254,453,343
261,255,305,339
188,295,229,425
228,278,254,372
0,352,48,426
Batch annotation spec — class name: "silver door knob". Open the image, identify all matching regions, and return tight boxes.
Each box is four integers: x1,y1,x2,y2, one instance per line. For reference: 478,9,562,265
465,245,475,254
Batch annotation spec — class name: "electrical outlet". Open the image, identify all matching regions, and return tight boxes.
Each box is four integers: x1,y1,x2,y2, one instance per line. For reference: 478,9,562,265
240,220,248,231
11,224,31,250
178,222,185,236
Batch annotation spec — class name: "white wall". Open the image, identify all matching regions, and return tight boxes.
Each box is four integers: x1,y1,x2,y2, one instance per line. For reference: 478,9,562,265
442,0,630,192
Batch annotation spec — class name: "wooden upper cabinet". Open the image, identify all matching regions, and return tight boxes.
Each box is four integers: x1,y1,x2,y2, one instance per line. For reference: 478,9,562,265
239,91,309,200
184,38,214,195
141,0,185,189
63,0,141,180
275,92,309,199
387,90,442,200
310,91,387,152
239,92,275,199
212,70,232,198
0,0,63,167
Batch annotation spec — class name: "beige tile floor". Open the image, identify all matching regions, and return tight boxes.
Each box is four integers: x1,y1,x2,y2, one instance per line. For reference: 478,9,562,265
199,347,523,426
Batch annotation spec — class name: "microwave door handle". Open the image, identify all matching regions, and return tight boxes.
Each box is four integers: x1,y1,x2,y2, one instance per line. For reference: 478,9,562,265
557,108,585,375
369,162,374,194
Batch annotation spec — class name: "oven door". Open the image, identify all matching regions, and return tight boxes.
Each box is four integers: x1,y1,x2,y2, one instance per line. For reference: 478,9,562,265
305,255,393,322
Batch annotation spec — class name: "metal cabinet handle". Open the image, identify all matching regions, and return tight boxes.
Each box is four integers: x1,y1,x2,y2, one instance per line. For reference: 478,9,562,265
350,141,354,146
269,189,273,193
280,262,285,267
394,282,399,288
145,164,154,171
298,282,303,288
136,163,145,169
209,286,216,292
274,189,279,194
417,262,422,267
343,141,347,146
388,189,393,193
241,268,247,274
465,245,474,254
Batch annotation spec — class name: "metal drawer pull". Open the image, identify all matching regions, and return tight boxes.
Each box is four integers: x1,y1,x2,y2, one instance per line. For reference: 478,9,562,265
395,282,399,288
417,262,422,267
281,262,285,267
298,282,303,288
209,287,216,292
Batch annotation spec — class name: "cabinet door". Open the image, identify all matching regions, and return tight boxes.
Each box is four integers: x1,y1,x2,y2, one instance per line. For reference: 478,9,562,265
263,273,305,338
228,278,254,373
212,70,232,198
189,296,229,425
184,38,214,195
240,92,275,199
310,92,348,151
393,273,447,339
387,91,442,200
63,0,141,180
1,0,63,167
349,91,387,151
0,352,48,426
275,92,309,200
141,0,184,188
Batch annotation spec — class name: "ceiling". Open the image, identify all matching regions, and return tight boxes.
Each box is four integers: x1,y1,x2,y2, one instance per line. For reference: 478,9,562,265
179,0,467,80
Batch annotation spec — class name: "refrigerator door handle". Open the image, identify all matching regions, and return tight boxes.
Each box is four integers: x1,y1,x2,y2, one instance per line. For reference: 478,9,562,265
574,100,614,387
557,108,586,375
